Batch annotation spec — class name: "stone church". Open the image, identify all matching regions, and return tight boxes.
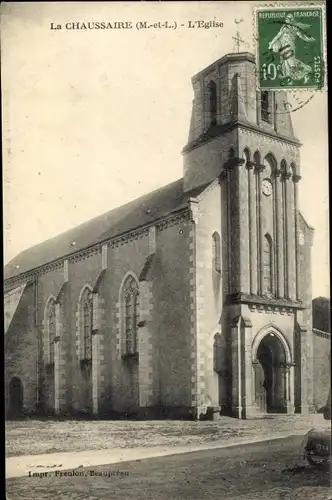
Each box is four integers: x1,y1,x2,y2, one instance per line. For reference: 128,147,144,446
4,51,330,420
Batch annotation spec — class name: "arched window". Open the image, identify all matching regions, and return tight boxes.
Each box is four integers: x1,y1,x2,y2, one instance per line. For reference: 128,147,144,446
263,234,273,295
213,333,222,373
207,81,217,126
212,232,221,273
81,289,93,360
122,275,140,355
48,300,56,364
243,148,250,167
261,91,271,122
290,162,297,178
280,159,287,175
263,154,277,180
253,150,261,165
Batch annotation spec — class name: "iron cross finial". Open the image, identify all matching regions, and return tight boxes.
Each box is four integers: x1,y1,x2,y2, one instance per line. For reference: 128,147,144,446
232,19,245,53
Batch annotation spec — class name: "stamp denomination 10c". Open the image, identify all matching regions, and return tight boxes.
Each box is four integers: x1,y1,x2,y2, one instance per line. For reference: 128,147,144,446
255,6,325,91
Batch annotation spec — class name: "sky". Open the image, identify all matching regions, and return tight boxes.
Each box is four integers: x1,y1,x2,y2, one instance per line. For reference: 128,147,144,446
1,1,329,298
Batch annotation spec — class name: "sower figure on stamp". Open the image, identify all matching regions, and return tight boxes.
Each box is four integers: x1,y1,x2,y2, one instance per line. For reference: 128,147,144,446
268,13,315,85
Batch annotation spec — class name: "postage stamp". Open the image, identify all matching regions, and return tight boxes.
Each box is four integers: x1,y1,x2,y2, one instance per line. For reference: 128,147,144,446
255,5,325,90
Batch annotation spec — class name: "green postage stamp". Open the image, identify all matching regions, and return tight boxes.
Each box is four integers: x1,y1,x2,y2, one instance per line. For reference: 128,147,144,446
255,5,325,90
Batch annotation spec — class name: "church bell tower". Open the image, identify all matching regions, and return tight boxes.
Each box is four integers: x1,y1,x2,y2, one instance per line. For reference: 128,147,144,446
183,51,304,304
182,51,313,418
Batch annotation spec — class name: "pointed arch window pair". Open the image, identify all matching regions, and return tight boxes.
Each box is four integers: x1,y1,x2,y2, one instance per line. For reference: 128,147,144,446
82,290,93,360
47,299,56,365
122,275,140,356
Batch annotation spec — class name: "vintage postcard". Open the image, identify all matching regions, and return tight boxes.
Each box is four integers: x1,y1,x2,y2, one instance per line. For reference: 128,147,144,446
3,1,330,499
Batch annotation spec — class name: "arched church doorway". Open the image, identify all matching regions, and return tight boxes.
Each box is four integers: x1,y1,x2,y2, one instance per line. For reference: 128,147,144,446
9,377,23,418
254,333,287,413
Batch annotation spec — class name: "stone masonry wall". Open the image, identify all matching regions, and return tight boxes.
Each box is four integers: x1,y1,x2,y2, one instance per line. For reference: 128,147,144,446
192,181,223,414
155,215,192,412
313,330,331,410
5,283,38,415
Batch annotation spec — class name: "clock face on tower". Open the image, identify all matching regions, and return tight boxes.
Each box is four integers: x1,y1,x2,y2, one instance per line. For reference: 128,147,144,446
262,179,272,196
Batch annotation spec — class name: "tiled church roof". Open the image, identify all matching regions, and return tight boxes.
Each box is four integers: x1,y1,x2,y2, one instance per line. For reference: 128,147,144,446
5,178,209,280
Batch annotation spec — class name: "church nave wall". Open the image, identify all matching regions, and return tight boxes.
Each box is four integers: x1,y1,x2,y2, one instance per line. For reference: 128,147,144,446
191,181,224,412
5,283,39,417
155,218,193,412
68,235,151,415
38,267,70,414
23,216,201,418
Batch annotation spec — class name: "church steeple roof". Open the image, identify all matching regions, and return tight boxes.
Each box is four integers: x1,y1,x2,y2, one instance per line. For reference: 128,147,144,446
183,50,300,193
191,52,255,83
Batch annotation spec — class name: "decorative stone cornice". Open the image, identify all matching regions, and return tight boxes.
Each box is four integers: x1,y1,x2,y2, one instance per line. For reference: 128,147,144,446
69,246,100,263
248,304,294,315
191,52,255,83
182,118,301,154
4,274,36,294
156,210,190,231
249,304,294,316
226,292,305,311
39,261,64,276
110,227,149,248
313,328,330,339
5,208,190,286
237,123,301,148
